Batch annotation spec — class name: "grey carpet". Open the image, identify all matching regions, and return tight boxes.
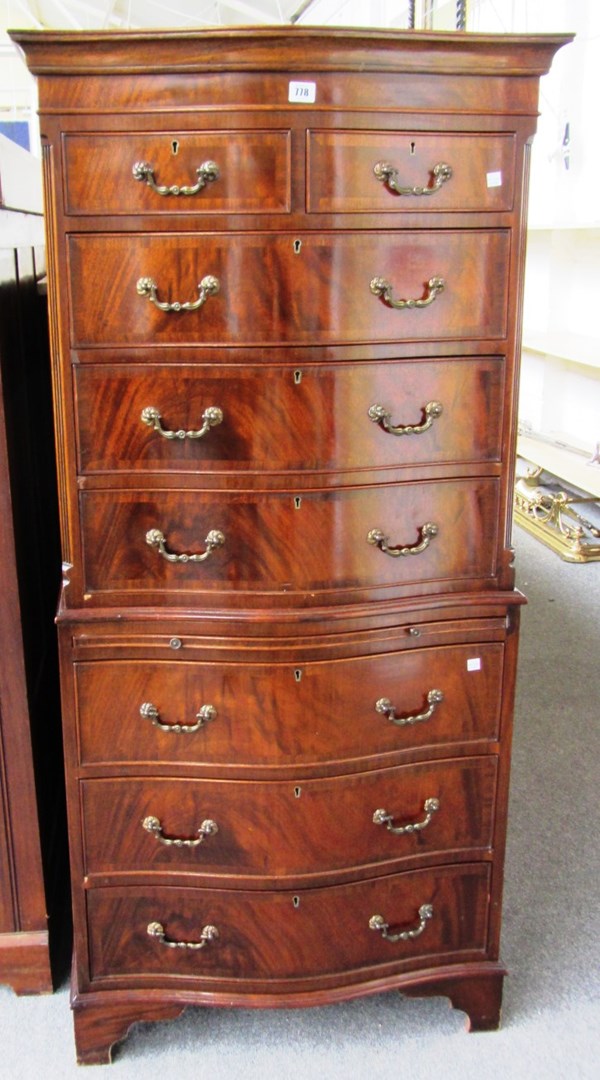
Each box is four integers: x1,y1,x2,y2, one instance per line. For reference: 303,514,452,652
1,525,598,1077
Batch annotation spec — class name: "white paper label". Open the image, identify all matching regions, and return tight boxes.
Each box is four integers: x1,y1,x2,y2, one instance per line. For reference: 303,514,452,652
486,171,502,188
288,81,316,104
467,657,482,672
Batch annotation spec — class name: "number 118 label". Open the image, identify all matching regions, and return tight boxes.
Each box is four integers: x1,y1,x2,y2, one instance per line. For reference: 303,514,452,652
288,81,317,103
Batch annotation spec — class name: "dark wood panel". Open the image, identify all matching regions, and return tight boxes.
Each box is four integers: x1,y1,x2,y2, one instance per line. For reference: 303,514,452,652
0,244,62,991
86,864,491,986
81,757,498,882
78,479,500,602
74,641,505,770
68,230,509,347
63,130,291,216
307,131,516,213
74,357,505,476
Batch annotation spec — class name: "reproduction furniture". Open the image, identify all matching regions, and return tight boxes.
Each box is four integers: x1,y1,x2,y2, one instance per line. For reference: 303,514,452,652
13,26,570,1063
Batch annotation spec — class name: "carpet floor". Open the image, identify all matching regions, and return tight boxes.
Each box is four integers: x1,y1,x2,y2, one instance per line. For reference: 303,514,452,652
1,526,598,1077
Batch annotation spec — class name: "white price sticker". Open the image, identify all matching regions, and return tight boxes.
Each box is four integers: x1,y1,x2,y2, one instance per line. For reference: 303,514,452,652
486,171,502,188
288,81,316,104
467,657,482,672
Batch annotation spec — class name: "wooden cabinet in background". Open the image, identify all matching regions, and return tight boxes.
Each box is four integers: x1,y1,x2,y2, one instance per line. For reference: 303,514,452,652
13,26,570,1063
0,236,63,994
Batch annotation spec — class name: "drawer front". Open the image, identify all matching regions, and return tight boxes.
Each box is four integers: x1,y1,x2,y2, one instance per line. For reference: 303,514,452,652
81,757,498,880
86,864,491,986
63,130,292,216
74,358,504,475
79,479,500,601
307,131,516,213
68,230,509,347
75,642,504,769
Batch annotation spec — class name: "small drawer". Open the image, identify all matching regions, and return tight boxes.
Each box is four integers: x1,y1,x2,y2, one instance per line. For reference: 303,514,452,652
78,478,500,605
74,640,505,770
68,230,509,347
80,757,498,882
62,130,291,215
74,357,504,476
307,131,516,213
86,864,491,988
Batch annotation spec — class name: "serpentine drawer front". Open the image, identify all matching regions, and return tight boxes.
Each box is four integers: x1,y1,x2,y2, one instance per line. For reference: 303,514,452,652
85,865,491,988
13,25,571,1064
73,357,504,476
73,638,505,769
67,230,509,347
80,757,498,882
78,478,500,604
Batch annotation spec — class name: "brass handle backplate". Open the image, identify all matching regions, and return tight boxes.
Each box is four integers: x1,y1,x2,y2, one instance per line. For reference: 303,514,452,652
132,159,220,196
142,815,218,847
373,797,440,835
367,522,438,557
373,160,453,196
368,401,443,436
370,276,445,310
369,904,433,943
147,921,219,950
146,528,225,563
375,689,444,727
140,701,216,734
141,405,224,441
136,275,220,313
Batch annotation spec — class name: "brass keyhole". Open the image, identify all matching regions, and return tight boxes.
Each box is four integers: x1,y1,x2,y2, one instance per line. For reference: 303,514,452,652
294,786,302,798
294,496,302,509
293,896,300,908
293,238,302,254
294,369,303,385
171,140,179,155
294,669,303,682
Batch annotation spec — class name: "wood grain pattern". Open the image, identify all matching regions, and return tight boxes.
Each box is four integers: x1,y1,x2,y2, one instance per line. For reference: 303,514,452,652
74,357,504,476
85,864,491,986
63,130,292,216
80,757,497,883
307,131,517,214
74,641,505,771
68,230,509,348
78,479,500,602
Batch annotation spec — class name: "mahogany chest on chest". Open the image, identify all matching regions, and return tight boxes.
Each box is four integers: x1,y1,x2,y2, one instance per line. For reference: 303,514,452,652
13,26,570,1063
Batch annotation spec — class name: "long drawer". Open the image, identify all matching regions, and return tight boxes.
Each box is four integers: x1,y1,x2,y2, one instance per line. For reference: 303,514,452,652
67,230,509,347
80,757,497,882
86,864,491,988
307,130,516,213
74,641,505,770
63,130,292,216
78,478,500,602
74,357,504,476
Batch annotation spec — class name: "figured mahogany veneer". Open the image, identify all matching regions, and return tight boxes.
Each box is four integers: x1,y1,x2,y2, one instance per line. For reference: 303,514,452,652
74,358,504,476
80,757,497,883
85,864,491,988
12,25,571,1063
78,478,500,604
63,130,292,217
307,131,517,214
73,638,505,771
68,230,509,348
